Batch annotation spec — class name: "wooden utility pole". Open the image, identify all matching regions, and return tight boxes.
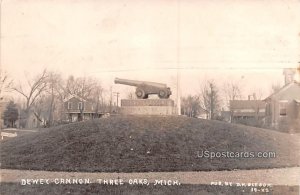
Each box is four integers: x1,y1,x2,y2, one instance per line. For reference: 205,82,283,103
176,0,181,115
113,92,120,107
109,86,112,114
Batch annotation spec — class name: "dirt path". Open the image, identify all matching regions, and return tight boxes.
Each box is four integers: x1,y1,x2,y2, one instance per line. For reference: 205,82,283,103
1,167,299,186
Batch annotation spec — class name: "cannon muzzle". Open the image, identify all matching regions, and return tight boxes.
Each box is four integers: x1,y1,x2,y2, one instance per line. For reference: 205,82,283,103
114,78,142,87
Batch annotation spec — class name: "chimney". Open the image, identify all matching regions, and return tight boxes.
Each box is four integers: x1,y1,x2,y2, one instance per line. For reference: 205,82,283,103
283,68,296,85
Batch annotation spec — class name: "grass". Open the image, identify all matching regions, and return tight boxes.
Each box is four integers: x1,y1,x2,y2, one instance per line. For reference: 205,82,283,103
0,183,299,195
1,116,299,172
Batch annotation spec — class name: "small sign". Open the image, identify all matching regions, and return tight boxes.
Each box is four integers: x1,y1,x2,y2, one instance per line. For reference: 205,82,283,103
1,132,17,139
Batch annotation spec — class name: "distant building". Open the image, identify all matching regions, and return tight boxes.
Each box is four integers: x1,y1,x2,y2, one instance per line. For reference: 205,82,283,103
230,100,266,126
264,81,300,133
64,95,104,122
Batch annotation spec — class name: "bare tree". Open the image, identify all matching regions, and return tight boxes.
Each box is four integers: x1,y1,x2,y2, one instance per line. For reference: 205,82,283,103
251,91,265,127
44,72,64,126
12,69,48,127
223,81,242,103
65,75,100,121
199,80,221,120
66,76,97,99
32,94,48,127
255,88,264,100
181,95,201,117
222,81,243,122
126,91,136,100
90,81,104,117
270,82,281,94
0,70,13,100
51,76,69,123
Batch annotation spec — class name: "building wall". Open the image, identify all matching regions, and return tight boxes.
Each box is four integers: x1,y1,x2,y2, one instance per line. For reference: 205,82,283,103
67,113,101,122
229,100,266,127
64,97,103,122
121,106,176,115
64,97,95,113
265,83,300,132
120,99,177,115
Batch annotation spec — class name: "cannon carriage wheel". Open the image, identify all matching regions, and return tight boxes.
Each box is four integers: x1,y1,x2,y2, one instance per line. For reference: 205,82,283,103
135,88,146,99
158,90,168,99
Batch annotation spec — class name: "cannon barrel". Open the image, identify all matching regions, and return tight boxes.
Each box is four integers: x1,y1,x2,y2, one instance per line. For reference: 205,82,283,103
114,78,167,88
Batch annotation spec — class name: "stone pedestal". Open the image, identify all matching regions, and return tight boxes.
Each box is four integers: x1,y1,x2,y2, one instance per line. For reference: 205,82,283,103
120,99,177,115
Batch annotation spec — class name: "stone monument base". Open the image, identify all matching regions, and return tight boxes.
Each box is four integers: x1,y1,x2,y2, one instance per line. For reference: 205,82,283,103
120,99,177,115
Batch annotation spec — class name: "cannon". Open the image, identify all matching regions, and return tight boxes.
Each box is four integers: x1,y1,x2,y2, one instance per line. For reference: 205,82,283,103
114,78,172,99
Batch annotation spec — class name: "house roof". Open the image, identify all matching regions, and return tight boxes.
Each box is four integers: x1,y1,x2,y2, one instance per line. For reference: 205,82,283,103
230,100,265,110
264,81,300,101
294,99,300,104
63,94,87,102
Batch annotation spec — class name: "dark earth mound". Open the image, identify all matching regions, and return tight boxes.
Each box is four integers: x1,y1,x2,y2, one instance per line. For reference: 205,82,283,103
1,116,299,172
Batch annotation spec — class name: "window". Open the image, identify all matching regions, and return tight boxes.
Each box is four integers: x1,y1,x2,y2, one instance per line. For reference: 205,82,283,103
68,102,72,109
78,102,83,110
240,109,255,113
279,101,288,116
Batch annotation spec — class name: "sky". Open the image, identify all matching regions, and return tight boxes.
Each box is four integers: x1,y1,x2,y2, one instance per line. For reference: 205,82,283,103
1,0,300,105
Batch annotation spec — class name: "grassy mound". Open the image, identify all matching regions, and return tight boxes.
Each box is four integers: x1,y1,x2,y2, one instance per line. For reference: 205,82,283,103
1,116,299,172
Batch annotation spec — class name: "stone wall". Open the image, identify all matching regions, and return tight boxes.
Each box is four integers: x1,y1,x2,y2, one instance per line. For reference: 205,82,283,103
121,99,174,107
120,99,177,115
